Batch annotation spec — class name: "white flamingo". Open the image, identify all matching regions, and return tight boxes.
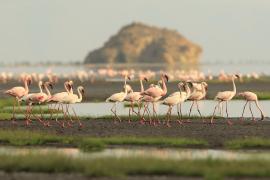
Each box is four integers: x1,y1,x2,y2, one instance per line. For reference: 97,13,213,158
210,74,240,125
106,75,130,123
124,76,148,123
47,80,73,127
187,82,208,123
238,91,264,122
161,82,191,127
61,86,85,128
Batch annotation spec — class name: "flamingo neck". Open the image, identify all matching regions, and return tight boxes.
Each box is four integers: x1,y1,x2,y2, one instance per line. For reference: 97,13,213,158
77,88,83,102
161,77,167,95
24,80,29,94
38,83,43,93
44,85,51,97
140,79,144,92
232,77,236,93
185,84,191,97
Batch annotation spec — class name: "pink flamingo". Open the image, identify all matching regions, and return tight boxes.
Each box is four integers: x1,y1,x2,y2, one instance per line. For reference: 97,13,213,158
238,91,264,122
124,76,148,123
187,82,208,123
106,75,130,123
21,81,47,125
141,74,169,125
210,74,240,125
5,75,32,123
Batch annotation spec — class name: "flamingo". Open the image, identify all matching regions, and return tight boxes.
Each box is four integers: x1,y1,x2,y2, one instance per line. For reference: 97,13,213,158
47,80,73,127
61,86,85,128
20,81,47,125
161,82,191,127
238,91,264,122
106,75,130,123
187,82,208,123
124,76,148,123
5,75,32,123
141,74,169,125
210,74,240,125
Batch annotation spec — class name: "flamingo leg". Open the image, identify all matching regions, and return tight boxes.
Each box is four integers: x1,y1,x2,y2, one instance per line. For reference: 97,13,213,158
240,101,248,122
166,106,172,127
11,98,16,123
195,101,204,123
65,104,74,127
225,101,232,125
210,101,221,124
248,101,256,122
71,106,82,128
152,102,160,125
128,103,132,123
49,103,58,121
187,101,195,123
176,103,183,125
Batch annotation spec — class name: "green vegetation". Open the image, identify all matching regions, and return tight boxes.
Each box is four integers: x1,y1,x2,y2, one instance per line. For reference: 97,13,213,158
0,154,270,178
225,137,270,149
0,130,208,151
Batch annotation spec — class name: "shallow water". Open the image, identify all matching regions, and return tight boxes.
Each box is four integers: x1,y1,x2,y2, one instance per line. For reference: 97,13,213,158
71,100,269,118
0,146,269,161
1,62,269,76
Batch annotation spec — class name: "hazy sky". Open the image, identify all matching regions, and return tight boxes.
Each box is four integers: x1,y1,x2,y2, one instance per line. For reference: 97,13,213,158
0,0,269,63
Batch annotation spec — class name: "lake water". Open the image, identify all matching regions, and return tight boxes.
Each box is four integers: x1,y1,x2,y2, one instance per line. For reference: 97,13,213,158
71,100,269,118
0,146,269,161
0,62,269,76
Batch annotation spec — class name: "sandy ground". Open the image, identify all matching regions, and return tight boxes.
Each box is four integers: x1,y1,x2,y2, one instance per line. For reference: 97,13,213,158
0,118,270,148
0,80,269,101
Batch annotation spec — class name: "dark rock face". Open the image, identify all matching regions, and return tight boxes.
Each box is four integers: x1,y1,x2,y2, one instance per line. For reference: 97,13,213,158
84,22,202,64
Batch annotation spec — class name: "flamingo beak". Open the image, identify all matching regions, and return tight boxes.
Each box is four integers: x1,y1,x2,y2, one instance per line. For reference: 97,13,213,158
81,89,85,95
205,85,208,91
28,79,32,85
164,74,169,82
127,76,131,80
41,84,45,89
49,83,53,89
144,77,148,82
235,74,240,79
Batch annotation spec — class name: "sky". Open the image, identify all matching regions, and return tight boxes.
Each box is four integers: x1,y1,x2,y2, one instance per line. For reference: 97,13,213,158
0,0,269,64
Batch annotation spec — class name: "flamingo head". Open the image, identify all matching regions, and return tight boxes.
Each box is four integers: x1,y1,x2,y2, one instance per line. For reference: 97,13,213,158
177,82,185,90
78,86,85,96
201,82,208,91
143,77,148,82
26,76,32,86
233,74,240,79
45,81,54,89
124,84,133,93
162,74,169,82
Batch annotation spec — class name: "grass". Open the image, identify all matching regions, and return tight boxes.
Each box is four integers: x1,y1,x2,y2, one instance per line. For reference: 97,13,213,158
0,130,208,151
225,137,270,149
0,154,270,178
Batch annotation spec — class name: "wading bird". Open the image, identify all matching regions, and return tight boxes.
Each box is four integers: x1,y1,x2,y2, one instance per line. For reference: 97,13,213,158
61,86,85,128
140,74,169,125
210,74,240,125
161,82,191,127
238,91,264,122
187,82,208,123
47,80,73,127
124,76,148,123
5,75,32,123
106,75,130,123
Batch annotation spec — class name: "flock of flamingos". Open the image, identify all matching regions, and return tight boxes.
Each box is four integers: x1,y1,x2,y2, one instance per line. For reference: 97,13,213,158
3,71,265,128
